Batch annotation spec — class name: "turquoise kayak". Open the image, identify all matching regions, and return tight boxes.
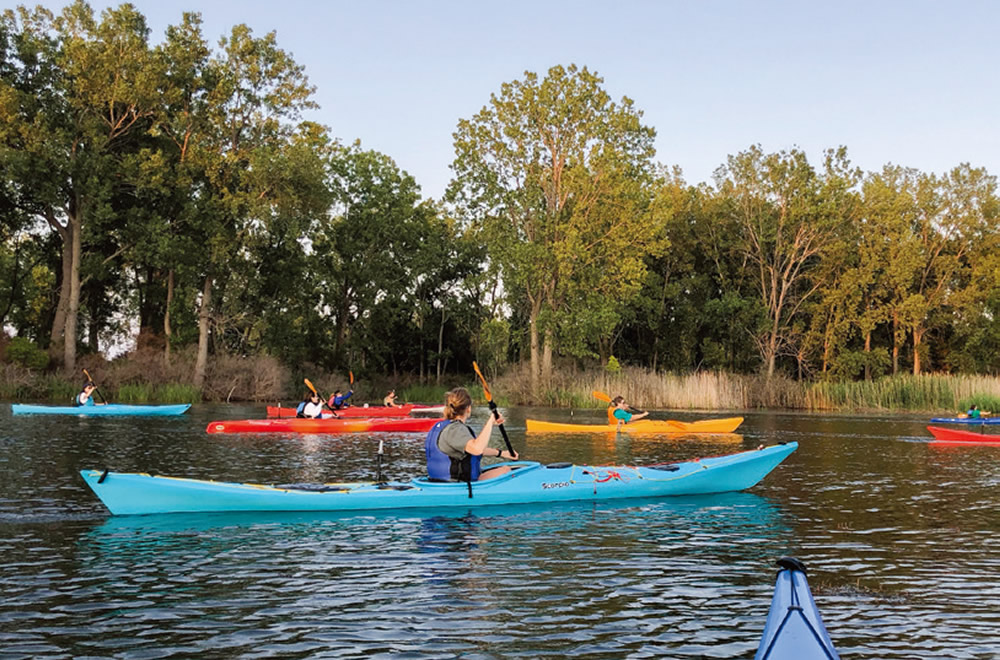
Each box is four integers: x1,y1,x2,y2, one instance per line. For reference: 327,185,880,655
80,442,796,515
755,557,840,660
12,403,191,416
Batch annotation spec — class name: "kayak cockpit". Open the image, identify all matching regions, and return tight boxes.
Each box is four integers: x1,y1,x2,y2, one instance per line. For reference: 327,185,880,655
409,461,541,488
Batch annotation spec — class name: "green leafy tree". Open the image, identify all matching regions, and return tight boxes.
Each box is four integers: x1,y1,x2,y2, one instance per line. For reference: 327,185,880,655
448,64,664,394
716,145,859,378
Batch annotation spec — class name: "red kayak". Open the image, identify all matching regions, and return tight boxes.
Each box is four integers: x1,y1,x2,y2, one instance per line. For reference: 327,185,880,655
207,416,441,434
927,425,1000,445
266,404,413,418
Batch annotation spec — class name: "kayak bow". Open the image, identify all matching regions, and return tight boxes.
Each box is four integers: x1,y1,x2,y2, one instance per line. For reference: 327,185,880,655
927,425,1000,445
79,442,797,515
755,557,840,660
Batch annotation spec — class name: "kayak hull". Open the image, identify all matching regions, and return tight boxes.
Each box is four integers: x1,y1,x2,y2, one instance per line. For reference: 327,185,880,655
79,442,797,515
755,557,839,659
11,403,191,416
206,417,441,434
526,417,744,434
266,405,413,418
928,416,1000,424
927,425,1000,444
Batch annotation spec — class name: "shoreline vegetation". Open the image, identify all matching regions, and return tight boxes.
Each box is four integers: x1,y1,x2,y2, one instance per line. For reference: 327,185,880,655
3,351,999,414
2,5,998,413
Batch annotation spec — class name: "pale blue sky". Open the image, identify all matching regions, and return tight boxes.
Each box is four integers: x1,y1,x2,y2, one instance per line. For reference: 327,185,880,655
73,1,1000,199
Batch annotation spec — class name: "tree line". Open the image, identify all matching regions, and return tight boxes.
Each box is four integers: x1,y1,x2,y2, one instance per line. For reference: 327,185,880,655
2,2,998,398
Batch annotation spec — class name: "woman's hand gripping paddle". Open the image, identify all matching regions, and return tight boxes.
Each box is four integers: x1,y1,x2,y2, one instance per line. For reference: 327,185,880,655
82,369,109,404
304,378,337,416
472,361,514,457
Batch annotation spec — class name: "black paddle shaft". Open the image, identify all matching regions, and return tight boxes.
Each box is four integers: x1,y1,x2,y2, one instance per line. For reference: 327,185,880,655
487,400,514,455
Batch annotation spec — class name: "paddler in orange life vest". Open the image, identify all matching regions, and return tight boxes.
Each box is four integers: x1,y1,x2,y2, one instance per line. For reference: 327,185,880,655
609,395,649,426
425,387,518,482
328,388,353,410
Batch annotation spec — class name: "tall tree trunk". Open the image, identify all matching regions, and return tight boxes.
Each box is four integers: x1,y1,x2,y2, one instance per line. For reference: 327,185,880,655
194,274,212,388
528,301,541,396
765,309,783,379
864,330,872,381
891,311,900,375
48,215,72,360
912,325,924,375
164,268,174,365
63,207,82,372
335,281,350,365
436,307,446,385
541,327,553,385
416,310,425,384
88,293,100,353
0,236,22,328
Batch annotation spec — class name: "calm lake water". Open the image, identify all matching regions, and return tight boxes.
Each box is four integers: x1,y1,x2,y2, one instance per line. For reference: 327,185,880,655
1,404,999,658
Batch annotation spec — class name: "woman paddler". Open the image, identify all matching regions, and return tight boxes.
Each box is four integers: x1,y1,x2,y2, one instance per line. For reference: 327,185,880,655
296,391,324,418
425,387,518,482
608,395,649,426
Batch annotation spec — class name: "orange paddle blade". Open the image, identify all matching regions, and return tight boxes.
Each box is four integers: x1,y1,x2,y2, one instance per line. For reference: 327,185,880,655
349,371,354,385
304,378,318,395
592,390,612,403
472,361,492,402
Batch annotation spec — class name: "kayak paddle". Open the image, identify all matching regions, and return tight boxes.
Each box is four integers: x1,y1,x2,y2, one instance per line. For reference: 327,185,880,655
82,368,109,404
304,378,337,415
472,361,515,457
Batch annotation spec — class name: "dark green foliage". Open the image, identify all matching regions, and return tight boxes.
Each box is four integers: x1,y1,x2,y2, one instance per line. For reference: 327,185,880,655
0,3,999,393
4,336,48,369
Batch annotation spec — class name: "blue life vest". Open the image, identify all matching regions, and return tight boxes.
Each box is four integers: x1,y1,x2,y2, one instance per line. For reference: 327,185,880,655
330,391,353,409
74,392,95,407
295,401,307,418
425,419,481,481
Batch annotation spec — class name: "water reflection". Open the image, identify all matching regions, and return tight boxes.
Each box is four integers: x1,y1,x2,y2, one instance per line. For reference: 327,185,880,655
4,405,1000,657
66,492,788,657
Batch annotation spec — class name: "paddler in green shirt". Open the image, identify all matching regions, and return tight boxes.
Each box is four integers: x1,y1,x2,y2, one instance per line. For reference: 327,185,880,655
610,395,649,427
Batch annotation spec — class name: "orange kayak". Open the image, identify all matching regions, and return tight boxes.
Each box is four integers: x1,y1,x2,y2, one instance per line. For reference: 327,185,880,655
526,417,744,434
266,404,413,418
206,416,441,434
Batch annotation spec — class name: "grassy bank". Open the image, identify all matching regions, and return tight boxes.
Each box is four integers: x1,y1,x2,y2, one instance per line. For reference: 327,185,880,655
493,363,1000,413
5,349,999,413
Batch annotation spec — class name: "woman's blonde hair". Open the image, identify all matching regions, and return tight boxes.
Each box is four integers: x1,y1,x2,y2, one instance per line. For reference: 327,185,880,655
445,387,472,420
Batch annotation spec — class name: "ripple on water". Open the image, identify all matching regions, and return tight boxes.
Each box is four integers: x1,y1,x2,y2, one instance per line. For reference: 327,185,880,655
2,408,1000,657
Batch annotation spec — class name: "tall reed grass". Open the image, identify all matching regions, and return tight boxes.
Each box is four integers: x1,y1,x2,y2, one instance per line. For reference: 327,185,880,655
494,363,1000,413
400,383,505,408
115,383,201,403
